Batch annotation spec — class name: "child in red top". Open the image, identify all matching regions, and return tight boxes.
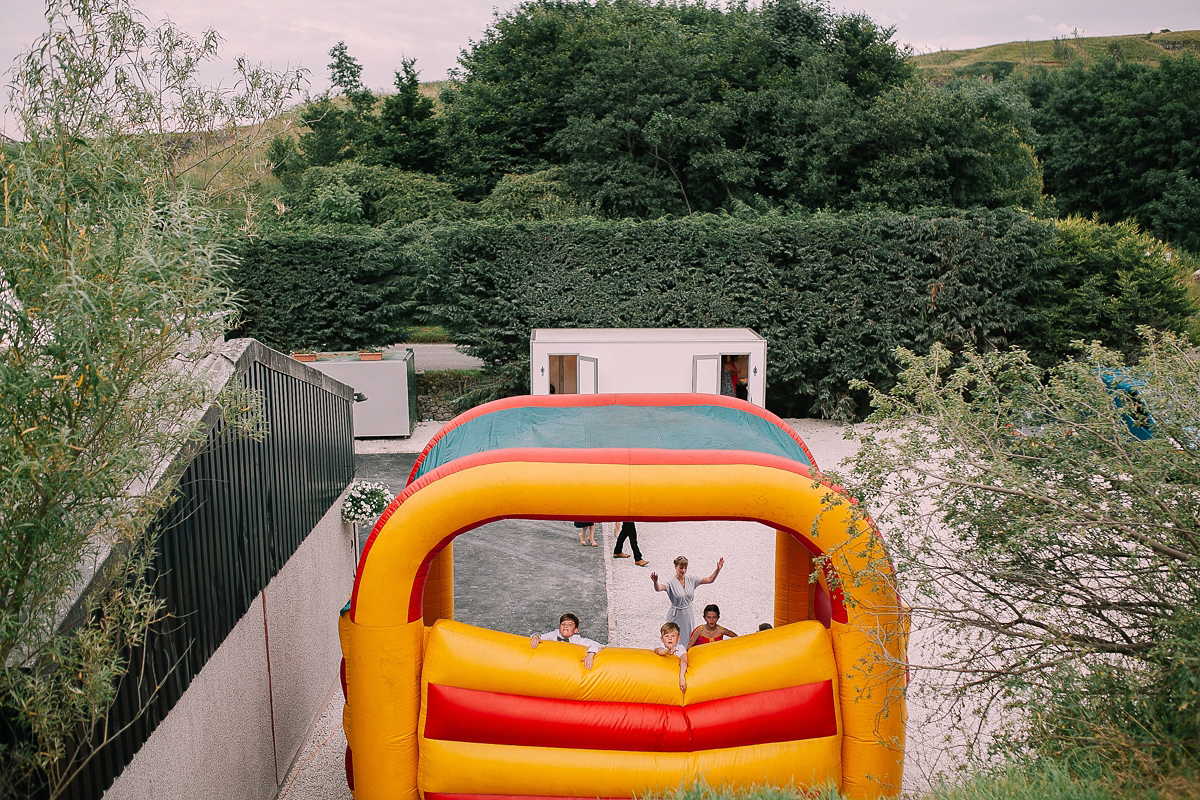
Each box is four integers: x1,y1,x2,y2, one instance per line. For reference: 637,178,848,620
688,603,739,648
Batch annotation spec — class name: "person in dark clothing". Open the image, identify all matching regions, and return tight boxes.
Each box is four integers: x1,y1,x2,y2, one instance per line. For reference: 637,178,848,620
612,520,648,566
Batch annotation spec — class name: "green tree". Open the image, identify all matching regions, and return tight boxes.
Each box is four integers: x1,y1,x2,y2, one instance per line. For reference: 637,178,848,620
841,80,1044,211
1025,53,1200,252
437,0,917,212
372,59,439,173
296,43,377,167
282,162,464,226
838,332,1200,778
297,94,351,166
293,43,438,175
0,1,296,795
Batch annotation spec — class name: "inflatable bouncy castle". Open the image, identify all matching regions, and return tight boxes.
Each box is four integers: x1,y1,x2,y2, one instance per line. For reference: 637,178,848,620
339,394,907,799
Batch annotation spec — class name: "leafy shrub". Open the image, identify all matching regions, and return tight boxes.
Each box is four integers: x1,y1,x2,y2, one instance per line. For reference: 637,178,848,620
286,163,465,226
230,228,417,350
478,168,593,220
841,332,1200,795
233,210,1196,416
1030,216,1196,364
311,175,365,223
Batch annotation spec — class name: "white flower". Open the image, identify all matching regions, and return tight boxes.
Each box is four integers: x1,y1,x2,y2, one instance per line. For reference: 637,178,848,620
342,480,395,525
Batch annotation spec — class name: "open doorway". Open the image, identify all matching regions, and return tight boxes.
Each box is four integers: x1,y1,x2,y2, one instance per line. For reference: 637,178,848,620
720,353,750,401
548,354,598,394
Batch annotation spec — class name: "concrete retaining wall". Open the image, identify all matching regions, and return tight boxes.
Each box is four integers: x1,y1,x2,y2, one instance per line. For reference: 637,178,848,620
103,493,355,800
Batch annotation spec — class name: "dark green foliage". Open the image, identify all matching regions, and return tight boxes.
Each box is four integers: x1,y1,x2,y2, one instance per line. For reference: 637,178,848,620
328,40,367,97
831,12,914,99
292,44,382,169
439,0,1015,214
289,43,440,177
421,210,1060,418
230,230,416,350
478,168,593,220
266,133,305,192
836,81,1044,211
435,0,1049,217
1025,53,1200,251
282,163,465,226
1028,216,1196,364
297,94,357,167
371,59,440,173
232,210,1195,417
954,61,1018,81
275,3,1054,221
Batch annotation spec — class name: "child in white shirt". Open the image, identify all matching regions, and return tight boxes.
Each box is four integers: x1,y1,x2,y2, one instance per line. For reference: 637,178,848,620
653,621,688,692
530,613,603,669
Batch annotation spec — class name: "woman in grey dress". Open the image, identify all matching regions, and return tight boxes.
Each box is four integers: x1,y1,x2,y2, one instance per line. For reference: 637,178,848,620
650,555,725,638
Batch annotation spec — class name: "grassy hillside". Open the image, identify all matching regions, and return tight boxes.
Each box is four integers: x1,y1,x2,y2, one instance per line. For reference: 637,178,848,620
912,29,1200,81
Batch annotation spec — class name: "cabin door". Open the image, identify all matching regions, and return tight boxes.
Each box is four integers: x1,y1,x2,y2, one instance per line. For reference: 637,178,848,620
578,356,598,393
549,355,598,394
692,354,721,394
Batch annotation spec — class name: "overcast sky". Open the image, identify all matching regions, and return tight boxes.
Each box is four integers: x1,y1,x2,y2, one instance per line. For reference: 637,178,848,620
2,0,1197,135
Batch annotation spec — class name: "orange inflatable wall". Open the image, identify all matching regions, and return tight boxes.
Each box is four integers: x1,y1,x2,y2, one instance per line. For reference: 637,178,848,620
340,449,907,799
419,619,842,796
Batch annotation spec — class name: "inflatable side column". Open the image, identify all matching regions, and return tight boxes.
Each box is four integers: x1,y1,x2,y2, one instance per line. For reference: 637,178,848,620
774,530,814,626
344,619,424,800
822,506,907,799
423,545,454,623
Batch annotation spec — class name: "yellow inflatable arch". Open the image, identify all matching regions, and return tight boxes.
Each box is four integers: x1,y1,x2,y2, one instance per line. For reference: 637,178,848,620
340,394,907,800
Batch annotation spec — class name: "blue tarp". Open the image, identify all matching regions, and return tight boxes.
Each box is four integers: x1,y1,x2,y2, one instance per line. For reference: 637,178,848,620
411,404,812,483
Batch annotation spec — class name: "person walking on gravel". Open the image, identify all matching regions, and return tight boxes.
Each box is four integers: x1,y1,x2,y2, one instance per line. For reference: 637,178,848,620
574,520,597,546
651,555,724,640
612,520,648,566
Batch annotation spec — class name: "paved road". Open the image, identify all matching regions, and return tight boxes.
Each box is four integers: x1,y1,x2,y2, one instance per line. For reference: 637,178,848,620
352,454,608,638
386,342,484,371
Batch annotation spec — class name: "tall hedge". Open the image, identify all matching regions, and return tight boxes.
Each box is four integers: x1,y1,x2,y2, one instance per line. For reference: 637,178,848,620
229,210,1194,418
230,229,415,351
422,210,1061,418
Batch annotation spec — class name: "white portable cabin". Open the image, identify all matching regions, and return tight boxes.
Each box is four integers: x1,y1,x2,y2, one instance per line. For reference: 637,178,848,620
529,328,767,406
306,349,416,437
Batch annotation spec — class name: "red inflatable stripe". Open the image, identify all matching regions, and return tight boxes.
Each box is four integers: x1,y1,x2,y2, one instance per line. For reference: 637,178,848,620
424,681,837,752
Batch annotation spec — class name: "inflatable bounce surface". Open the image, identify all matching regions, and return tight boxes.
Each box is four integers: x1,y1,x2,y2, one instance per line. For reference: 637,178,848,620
340,394,907,799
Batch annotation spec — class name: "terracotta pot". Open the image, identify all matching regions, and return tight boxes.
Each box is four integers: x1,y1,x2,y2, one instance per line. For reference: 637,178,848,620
359,351,383,361
293,353,318,362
